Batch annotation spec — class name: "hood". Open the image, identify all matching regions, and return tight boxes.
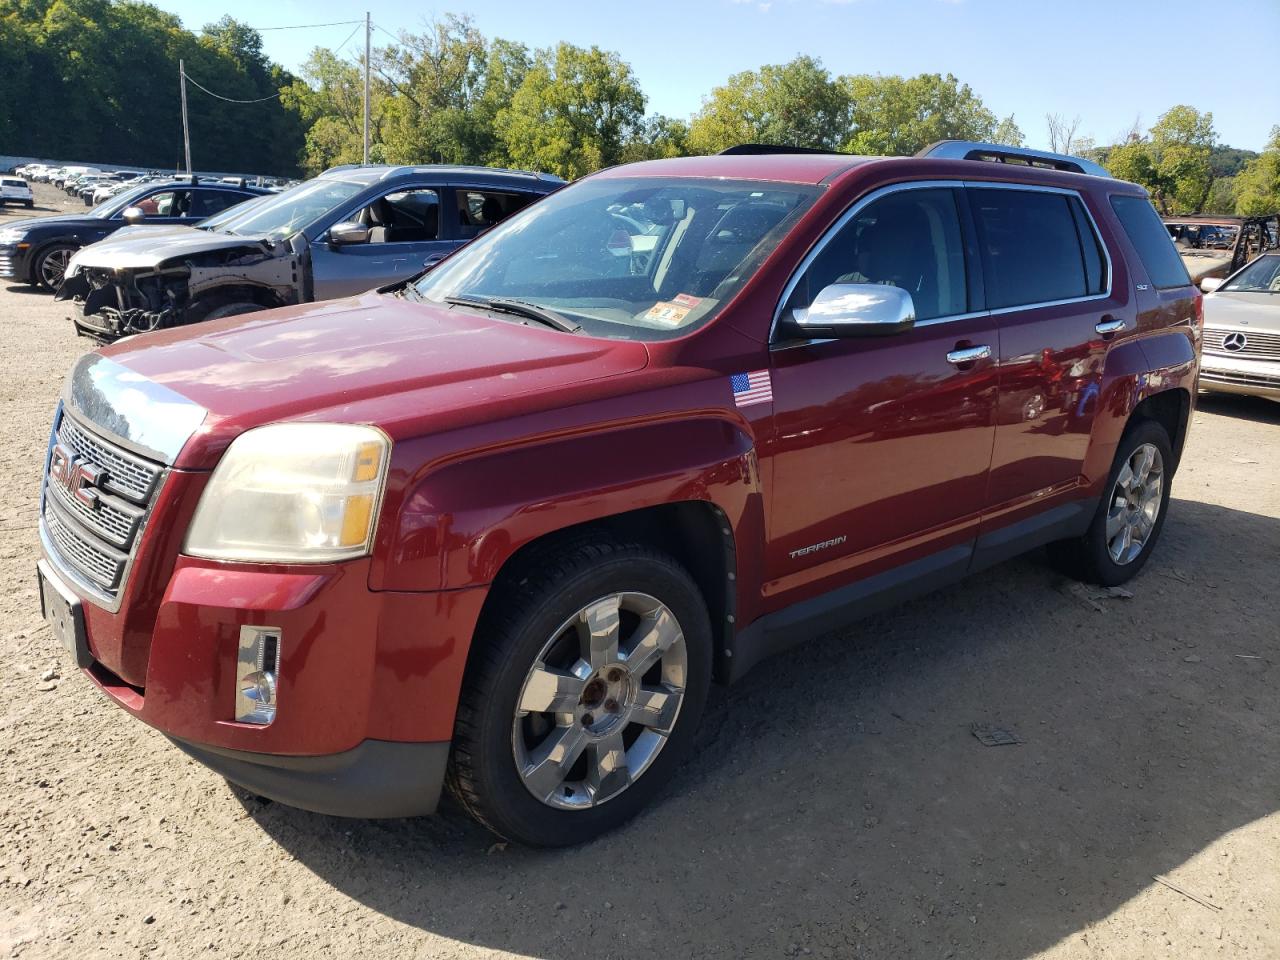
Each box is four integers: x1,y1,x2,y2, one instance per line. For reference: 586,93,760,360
0,213,104,234
99,291,650,469
1204,291,1280,332
67,225,276,272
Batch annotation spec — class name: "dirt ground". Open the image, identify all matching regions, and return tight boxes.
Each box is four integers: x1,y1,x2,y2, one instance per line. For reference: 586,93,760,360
1,181,1278,960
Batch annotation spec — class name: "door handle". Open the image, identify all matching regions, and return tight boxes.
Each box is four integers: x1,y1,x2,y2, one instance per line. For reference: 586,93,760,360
1095,318,1126,337
946,344,992,365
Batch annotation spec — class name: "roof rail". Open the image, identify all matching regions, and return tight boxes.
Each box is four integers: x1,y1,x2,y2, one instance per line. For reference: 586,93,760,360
918,140,1111,178
718,144,847,156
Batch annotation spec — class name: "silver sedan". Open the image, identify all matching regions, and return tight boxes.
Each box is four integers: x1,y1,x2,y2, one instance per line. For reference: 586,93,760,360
1199,253,1280,402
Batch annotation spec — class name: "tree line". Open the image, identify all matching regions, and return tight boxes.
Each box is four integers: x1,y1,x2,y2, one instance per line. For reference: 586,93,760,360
4,2,1278,216
1,0,305,174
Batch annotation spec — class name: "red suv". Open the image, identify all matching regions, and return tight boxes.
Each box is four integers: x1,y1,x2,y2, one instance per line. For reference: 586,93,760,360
37,142,1201,846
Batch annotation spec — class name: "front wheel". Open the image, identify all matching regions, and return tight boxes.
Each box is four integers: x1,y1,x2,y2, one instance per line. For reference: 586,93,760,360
447,540,712,846
34,243,75,291
1049,419,1173,586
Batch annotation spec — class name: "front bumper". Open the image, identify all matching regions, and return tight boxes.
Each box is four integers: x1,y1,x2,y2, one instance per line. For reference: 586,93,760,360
0,242,31,281
1199,353,1280,401
170,736,450,818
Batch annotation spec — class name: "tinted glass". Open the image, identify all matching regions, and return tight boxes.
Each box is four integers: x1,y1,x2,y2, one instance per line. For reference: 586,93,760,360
786,187,968,322
456,190,538,239
1110,195,1191,290
413,176,818,341
190,190,248,219
1068,198,1107,295
970,189,1088,308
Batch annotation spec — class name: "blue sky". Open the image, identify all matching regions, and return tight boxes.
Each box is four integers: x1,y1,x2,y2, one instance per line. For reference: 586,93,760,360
167,0,1279,151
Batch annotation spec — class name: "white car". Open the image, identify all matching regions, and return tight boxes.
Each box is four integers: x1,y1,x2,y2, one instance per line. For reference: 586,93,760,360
0,177,34,209
1199,252,1280,402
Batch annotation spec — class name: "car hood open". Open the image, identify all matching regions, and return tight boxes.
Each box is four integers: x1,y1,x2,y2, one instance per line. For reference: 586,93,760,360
97,291,650,469
67,225,277,272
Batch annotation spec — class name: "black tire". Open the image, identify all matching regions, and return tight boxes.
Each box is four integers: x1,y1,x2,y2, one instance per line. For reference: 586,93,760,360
33,243,75,291
24,200,34,208
447,538,713,847
1048,418,1173,586
198,300,265,323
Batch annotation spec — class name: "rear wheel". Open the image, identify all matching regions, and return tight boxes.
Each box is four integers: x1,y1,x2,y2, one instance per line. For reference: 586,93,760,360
447,539,712,847
1049,419,1173,586
34,244,75,291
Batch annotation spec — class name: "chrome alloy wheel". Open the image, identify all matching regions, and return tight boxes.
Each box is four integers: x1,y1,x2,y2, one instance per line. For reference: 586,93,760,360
512,592,687,810
39,247,72,288
1106,442,1164,565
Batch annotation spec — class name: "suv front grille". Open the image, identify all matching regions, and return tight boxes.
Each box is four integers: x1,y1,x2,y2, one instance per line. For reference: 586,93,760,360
41,411,165,602
1204,327,1280,360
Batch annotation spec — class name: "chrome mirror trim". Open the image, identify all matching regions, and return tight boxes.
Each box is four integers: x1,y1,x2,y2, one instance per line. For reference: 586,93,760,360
792,283,916,338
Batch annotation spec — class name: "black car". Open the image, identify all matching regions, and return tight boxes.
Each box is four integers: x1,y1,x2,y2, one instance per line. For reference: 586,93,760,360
0,178,271,290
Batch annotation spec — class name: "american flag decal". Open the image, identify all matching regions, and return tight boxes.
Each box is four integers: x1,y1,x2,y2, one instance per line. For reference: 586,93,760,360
730,369,772,408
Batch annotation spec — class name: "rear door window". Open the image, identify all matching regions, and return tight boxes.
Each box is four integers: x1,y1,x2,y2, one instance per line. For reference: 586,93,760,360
968,188,1100,308
455,190,538,239
1109,195,1193,289
189,190,247,219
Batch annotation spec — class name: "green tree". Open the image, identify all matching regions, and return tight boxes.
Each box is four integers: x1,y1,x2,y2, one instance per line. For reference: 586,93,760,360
281,47,391,173
1149,105,1217,213
1234,127,1280,216
495,42,646,178
687,56,850,154
620,115,689,163
992,115,1025,148
843,73,997,156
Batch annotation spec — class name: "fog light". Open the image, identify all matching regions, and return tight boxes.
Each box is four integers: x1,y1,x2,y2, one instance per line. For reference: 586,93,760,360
236,626,281,724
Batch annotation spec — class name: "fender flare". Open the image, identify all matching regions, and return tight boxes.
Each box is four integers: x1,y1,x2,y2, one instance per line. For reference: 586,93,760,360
1081,331,1196,488
370,414,765,597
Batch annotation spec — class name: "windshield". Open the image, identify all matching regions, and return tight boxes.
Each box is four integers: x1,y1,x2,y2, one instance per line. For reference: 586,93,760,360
212,178,365,239
412,176,819,340
1222,255,1280,293
90,183,153,219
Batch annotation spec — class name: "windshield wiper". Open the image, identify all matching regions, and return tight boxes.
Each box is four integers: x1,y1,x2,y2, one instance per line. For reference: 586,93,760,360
398,283,424,302
444,295,582,333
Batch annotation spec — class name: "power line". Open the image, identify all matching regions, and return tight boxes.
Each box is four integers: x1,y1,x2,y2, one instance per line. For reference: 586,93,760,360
183,71,283,104
251,19,363,31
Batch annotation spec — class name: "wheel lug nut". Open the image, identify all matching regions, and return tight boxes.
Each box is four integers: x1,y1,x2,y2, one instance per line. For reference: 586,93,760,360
581,713,594,726
605,699,619,713
607,668,623,682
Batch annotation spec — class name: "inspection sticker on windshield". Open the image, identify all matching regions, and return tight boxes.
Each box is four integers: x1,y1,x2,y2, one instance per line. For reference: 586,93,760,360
644,301,692,326
731,370,773,408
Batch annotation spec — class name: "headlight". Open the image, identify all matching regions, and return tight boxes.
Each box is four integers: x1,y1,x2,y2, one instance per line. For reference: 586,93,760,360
184,422,390,563
0,229,25,245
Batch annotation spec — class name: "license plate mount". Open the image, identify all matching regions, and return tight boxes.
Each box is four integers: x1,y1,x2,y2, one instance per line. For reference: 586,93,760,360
37,561,91,669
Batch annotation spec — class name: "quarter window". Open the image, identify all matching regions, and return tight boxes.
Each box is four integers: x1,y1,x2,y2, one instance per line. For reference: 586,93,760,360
969,189,1101,309
1109,195,1192,290
785,187,969,322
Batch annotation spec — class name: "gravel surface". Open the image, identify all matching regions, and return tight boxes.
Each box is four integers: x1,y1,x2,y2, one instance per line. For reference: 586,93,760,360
2,182,1278,959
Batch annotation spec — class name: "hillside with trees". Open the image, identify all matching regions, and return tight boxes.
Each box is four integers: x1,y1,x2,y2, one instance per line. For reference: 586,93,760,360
3,1,1276,216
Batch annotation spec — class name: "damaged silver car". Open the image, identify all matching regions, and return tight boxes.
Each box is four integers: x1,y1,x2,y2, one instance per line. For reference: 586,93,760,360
57,164,565,341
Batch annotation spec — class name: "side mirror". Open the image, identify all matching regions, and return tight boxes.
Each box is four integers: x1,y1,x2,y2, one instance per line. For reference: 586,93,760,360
792,283,916,338
1199,277,1223,293
121,206,145,225
329,221,369,246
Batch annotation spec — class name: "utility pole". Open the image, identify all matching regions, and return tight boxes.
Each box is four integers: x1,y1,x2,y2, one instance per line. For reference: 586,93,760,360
179,59,192,176
363,11,371,165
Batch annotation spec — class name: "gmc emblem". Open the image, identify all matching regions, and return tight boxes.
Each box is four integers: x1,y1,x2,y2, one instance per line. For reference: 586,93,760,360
48,443,105,509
